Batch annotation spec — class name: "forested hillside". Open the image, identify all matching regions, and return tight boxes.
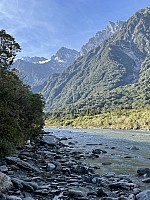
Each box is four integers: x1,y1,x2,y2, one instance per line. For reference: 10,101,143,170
0,30,45,156
42,8,150,117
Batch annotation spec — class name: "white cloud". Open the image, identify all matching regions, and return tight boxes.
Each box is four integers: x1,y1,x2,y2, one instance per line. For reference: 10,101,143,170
0,0,63,56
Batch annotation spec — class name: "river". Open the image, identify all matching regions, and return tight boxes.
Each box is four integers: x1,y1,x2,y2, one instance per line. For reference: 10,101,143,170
44,127,150,189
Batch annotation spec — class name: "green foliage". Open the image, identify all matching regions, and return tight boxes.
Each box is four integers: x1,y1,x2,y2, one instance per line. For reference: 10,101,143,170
0,30,21,71
0,30,45,156
46,106,150,130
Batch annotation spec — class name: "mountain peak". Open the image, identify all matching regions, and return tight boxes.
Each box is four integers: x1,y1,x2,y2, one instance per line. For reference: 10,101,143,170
80,20,124,55
19,56,47,63
51,47,79,62
106,20,124,34
13,47,79,87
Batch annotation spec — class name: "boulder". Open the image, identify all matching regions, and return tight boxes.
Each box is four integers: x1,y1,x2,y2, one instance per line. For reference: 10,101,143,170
0,172,13,192
5,157,40,172
12,178,38,192
136,190,150,200
42,135,58,146
137,168,150,176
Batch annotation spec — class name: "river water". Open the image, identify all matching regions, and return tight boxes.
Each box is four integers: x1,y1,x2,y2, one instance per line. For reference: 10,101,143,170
44,127,150,189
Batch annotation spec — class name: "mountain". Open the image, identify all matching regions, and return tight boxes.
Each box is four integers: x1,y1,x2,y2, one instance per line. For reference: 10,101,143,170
13,47,79,87
80,20,124,55
18,56,47,63
40,7,150,114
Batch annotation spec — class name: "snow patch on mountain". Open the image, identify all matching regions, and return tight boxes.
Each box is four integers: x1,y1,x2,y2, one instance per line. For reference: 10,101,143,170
54,57,64,63
38,58,52,64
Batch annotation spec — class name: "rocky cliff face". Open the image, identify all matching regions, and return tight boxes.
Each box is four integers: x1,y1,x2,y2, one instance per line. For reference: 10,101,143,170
80,20,124,55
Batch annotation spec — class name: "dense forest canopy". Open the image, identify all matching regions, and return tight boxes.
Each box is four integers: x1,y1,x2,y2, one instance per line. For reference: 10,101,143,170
0,30,45,156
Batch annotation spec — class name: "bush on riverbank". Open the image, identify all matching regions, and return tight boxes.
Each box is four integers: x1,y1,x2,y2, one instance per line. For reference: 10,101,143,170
0,30,45,156
45,106,150,130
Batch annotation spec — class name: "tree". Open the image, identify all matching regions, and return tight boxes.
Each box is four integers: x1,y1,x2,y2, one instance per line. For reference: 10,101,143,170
0,30,45,156
0,30,21,71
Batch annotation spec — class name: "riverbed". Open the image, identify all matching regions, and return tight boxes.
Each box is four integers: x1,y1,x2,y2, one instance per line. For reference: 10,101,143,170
44,127,150,190
1,128,150,199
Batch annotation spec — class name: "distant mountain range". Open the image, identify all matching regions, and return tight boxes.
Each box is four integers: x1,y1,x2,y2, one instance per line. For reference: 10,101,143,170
13,47,79,87
13,20,124,87
37,7,150,114
12,7,150,115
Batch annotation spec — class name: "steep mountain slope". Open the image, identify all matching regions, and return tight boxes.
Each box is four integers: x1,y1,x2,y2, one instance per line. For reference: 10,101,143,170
42,7,150,114
13,47,79,87
80,20,124,55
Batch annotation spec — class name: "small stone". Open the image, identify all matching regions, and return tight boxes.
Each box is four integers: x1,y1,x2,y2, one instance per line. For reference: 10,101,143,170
130,146,139,150
111,147,115,149
102,162,112,165
128,194,135,200
11,178,23,190
132,188,141,195
92,149,107,154
103,172,116,178
124,155,133,158
73,165,89,174
137,168,150,176
22,182,34,192
34,189,49,195
27,182,38,190
42,135,58,146
46,163,56,171
0,165,8,173
68,189,85,197
142,178,150,183
97,188,108,197
60,137,68,140
5,196,22,200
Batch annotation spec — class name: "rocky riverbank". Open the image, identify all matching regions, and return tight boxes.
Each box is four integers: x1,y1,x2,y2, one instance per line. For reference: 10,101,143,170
0,131,150,200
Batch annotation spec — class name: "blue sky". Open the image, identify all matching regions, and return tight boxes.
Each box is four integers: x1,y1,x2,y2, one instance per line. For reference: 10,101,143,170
0,0,149,58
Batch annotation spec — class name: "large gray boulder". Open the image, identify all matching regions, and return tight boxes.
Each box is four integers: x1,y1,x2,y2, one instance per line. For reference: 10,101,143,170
5,157,40,172
136,190,150,200
0,172,13,192
42,135,59,146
